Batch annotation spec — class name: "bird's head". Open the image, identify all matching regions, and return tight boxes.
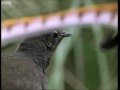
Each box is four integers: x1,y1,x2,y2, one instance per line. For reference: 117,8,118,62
41,30,71,50
17,29,71,53
16,29,71,69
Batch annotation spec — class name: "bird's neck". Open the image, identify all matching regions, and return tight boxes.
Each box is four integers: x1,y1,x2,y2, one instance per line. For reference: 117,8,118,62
15,40,53,71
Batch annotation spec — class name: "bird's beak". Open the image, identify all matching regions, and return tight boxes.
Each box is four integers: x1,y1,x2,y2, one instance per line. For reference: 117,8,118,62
60,31,71,37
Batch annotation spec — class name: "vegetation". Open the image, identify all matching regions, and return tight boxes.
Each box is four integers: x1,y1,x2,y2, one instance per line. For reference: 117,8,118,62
2,0,118,90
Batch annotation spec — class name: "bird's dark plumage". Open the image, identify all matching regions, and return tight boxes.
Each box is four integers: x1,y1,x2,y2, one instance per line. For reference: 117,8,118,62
2,30,71,90
101,34,118,49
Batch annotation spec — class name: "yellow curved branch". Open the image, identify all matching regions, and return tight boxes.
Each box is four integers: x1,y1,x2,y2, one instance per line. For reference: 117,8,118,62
2,3,117,29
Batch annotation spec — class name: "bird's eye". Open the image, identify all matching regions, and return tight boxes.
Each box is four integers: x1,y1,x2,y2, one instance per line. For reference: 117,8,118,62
52,31,58,38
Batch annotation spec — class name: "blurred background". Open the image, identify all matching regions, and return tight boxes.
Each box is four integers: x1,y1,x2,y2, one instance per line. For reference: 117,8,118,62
2,0,118,90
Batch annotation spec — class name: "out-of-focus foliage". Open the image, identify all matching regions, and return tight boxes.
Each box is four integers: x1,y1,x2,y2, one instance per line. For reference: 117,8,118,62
2,0,118,90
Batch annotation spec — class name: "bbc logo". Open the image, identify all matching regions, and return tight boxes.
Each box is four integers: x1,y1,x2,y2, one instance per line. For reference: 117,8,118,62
2,1,11,6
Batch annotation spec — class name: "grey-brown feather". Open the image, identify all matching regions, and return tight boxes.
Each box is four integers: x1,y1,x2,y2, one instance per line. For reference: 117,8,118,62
2,54,46,90
2,30,71,90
